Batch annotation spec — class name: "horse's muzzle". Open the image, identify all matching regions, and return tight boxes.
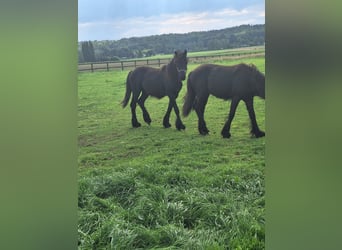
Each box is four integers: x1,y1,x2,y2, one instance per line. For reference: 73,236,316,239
177,68,187,81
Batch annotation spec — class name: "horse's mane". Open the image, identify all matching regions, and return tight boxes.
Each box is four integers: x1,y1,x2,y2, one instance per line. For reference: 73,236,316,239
248,63,257,70
161,64,167,72
247,63,263,75
165,57,176,73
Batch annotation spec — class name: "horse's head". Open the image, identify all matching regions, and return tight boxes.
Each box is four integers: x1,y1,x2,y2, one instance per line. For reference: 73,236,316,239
173,50,188,81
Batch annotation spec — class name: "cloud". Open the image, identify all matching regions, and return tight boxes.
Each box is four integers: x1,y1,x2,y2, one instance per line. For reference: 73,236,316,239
78,7,265,41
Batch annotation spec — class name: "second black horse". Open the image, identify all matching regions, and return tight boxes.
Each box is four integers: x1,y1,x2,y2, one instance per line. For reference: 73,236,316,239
122,50,188,130
183,63,265,138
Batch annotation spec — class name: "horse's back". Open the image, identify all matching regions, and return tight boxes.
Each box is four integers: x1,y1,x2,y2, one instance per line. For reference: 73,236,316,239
130,67,151,85
191,63,256,99
131,66,166,98
189,64,233,99
131,66,159,80
188,64,214,94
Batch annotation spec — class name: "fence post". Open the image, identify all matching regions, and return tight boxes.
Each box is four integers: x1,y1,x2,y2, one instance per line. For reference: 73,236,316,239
106,62,109,71
121,61,124,71
158,59,160,67
147,59,149,65
91,63,93,72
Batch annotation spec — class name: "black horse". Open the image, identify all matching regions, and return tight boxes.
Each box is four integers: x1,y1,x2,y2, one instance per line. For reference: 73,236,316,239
122,50,188,130
183,63,265,138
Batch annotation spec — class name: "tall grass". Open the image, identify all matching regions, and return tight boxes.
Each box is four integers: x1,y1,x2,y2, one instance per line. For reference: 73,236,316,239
78,57,265,249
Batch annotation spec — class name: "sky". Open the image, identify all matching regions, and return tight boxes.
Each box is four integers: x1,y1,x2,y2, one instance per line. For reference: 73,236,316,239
78,0,265,41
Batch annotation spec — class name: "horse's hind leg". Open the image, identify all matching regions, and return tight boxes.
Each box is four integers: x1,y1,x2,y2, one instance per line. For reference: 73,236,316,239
244,98,265,138
138,92,151,125
221,97,240,138
130,92,141,128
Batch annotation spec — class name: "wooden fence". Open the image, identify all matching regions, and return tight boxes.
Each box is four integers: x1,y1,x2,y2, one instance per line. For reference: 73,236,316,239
78,50,264,73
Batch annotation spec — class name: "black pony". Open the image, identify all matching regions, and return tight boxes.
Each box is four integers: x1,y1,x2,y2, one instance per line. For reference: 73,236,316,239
183,63,265,138
122,50,188,130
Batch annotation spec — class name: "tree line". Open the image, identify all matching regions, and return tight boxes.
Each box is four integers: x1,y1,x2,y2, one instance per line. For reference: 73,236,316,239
78,24,264,63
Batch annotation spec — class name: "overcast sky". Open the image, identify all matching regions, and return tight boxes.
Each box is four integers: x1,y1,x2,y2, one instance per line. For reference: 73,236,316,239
78,0,265,41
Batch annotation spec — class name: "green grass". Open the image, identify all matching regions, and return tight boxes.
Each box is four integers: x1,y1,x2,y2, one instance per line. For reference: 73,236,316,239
78,57,265,249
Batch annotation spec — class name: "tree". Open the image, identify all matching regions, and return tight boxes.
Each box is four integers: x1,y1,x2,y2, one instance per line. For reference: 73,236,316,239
79,24,265,61
88,41,96,61
81,41,96,62
145,49,155,57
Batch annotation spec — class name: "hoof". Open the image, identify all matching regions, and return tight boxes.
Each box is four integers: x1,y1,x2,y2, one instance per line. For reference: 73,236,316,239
199,126,209,135
176,124,186,130
132,121,141,128
176,120,186,130
253,130,265,138
163,123,171,128
221,131,231,138
199,129,209,135
143,115,151,125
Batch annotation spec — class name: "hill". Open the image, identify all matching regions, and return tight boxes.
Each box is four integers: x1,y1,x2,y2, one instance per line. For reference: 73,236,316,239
78,24,264,62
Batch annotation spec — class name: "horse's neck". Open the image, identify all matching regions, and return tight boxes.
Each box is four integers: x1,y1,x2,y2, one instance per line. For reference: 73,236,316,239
166,61,178,81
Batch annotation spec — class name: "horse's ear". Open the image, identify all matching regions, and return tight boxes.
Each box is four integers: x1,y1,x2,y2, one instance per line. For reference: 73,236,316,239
174,50,178,56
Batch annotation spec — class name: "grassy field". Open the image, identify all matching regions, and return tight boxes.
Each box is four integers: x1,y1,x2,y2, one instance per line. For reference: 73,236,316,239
78,57,265,249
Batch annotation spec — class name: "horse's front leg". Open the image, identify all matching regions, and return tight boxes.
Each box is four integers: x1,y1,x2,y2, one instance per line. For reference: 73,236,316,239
221,97,240,138
137,92,151,125
163,99,173,128
171,97,186,130
194,94,209,135
163,96,185,130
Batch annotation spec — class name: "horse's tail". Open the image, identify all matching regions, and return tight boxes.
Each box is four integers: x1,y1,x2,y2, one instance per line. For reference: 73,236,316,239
183,72,196,117
121,71,132,108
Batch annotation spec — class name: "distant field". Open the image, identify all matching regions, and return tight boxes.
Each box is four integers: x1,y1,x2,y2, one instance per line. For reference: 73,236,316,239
78,57,265,249
129,45,265,60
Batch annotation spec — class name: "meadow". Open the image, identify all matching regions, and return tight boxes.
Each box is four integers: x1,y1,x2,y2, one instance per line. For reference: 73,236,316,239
78,57,265,249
